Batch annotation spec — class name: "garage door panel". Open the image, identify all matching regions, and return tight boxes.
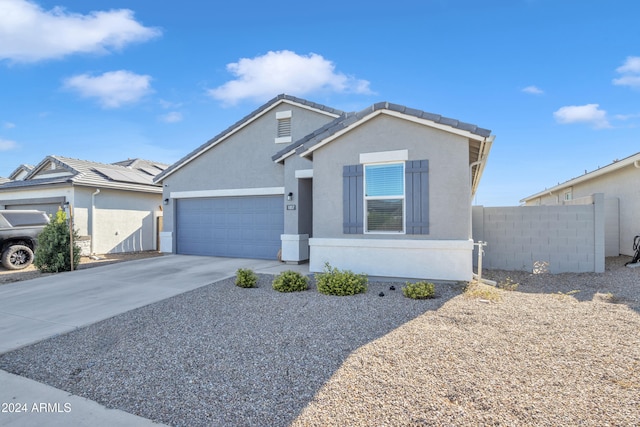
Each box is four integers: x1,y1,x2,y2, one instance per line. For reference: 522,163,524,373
176,196,283,260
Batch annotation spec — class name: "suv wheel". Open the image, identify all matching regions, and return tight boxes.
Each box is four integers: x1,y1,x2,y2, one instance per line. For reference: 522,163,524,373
1,245,35,270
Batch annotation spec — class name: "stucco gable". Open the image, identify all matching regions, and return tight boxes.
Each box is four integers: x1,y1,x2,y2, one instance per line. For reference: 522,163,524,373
276,102,494,195
295,102,492,160
155,94,343,183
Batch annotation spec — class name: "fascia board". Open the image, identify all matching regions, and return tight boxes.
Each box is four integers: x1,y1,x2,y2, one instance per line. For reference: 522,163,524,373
300,109,488,159
383,110,487,142
159,99,341,182
300,111,383,158
520,152,640,202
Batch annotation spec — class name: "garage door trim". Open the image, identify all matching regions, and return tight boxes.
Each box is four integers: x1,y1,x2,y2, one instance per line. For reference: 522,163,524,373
171,186,284,199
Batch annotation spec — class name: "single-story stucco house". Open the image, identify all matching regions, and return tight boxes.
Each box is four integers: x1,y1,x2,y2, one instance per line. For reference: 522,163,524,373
521,151,640,257
0,155,168,255
155,94,494,281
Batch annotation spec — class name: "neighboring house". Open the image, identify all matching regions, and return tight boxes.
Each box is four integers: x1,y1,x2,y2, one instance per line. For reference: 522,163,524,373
155,94,494,281
0,177,10,185
8,164,34,181
0,156,167,255
521,152,640,257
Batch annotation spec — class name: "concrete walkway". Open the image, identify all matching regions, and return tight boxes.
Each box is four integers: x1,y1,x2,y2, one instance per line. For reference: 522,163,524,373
0,255,309,426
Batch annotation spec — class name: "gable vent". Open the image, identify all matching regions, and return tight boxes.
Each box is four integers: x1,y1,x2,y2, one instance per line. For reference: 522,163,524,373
277,117,291,137
275,110,292,143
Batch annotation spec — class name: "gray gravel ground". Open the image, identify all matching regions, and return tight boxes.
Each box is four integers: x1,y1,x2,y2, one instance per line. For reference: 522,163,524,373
1,257,639,426
0,274,456,427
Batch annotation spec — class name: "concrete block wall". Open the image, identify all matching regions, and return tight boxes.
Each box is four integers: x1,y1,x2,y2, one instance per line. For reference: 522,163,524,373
472,194,605,273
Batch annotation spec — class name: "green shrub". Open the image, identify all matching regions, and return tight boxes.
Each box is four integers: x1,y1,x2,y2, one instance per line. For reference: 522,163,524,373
34,210,81,273
272,270,309,292
402,281,436,299
315,262,367,296
235,268,258,288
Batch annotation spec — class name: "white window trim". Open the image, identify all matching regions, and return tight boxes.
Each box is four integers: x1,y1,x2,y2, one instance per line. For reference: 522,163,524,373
275,136,292,144
363,161,405,234
359,149,408,164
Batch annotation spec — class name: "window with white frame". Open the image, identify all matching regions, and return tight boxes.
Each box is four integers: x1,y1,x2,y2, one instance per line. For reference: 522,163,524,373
364,163,404,233
564,188,572,202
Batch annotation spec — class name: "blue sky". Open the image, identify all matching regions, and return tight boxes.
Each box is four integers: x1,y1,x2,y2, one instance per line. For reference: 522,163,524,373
1,0,639,206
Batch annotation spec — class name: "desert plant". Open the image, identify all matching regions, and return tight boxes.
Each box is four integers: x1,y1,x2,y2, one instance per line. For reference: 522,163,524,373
463,281,502,302
235,268,258,288
315,262,367,296
34,210,81,273
272,270,309,292
402,281,436,299
497,277,519,291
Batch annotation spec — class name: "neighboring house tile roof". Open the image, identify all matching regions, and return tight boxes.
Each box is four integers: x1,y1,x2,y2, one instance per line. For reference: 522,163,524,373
154,94,344,183
8,164,34,180
272,101,493,162
0,177,10,184
0,156,168,193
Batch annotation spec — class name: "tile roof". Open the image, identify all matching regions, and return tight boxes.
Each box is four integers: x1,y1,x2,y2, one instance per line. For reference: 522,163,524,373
8,164,34,180
273,101,492,162
0,156,168,193
154,94,344,182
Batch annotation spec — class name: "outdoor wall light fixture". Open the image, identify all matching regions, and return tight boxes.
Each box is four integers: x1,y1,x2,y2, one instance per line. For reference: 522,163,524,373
287,192,293,201
163,198,169,205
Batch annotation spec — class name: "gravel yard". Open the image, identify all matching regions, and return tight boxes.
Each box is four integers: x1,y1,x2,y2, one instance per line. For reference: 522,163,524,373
1,257,639,426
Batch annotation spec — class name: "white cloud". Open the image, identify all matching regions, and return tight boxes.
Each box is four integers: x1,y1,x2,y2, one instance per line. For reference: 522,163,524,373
63,70,153,108
0,138,17,151
160,112,183,123
614,112,640,121
613,56,640,88
522,85,543,95
0,0,160,63
616,56,640,74
159,99,182,109
553,104,611,129
3,122,16,129
208,50,373,105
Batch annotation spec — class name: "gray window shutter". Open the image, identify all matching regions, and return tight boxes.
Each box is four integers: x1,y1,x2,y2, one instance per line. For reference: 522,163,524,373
343,164,363,234
405,160,429,234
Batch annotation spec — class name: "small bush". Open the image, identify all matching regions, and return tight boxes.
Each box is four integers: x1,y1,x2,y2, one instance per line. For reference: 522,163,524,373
34,210,81,273
235,268,258,288
463,281,502,302
315,262,367,296
272,270,309,292
402,281,436,299
497,277,519,291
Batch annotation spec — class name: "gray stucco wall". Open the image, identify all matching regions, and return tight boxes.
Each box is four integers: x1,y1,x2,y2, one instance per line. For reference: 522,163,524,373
312,114,472,240
161,103,336,234
473,194,605,273
283,154,313,235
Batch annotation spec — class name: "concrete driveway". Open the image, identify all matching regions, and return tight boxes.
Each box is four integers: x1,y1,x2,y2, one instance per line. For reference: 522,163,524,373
0,255,307,427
